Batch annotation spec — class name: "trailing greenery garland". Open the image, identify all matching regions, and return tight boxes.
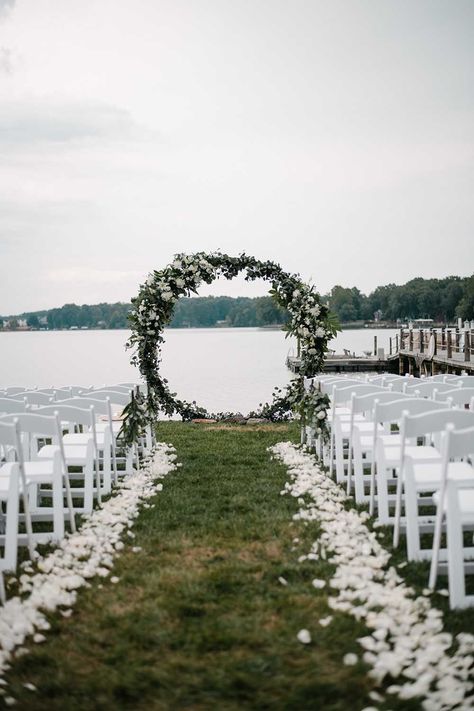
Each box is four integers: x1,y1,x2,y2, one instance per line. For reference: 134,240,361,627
121,252,338,444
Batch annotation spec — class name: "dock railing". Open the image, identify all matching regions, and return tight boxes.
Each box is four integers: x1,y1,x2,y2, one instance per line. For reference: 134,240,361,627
395,325,474,375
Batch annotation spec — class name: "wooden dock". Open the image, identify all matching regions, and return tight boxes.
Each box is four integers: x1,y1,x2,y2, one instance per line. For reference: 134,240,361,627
287,325,474,377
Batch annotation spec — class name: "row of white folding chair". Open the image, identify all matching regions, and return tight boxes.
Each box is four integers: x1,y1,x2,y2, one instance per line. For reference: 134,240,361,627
343,398,474,607
0,413,76,575
311,376,474,607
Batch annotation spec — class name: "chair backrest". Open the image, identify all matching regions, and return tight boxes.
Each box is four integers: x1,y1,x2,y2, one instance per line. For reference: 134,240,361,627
80,390,132,406
0,397,29,414
434,387,474,408
403,381,456,397
94,385,132,393
426,374,448,382
351,390,411,416
401,408,474,440
50,397,110,416
4,386,27,396
0,411,61,438
332,384,386,406
374,397,450,426
387,379,412,392
442,424,474,461
35,405,95,429
21,391,54,406
320,379,363,396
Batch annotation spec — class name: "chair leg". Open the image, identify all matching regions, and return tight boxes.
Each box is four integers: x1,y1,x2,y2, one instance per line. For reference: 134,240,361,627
446,486,466,609
52,463,65,542
82,461,94,514
404,470,422,561
3,476,19,572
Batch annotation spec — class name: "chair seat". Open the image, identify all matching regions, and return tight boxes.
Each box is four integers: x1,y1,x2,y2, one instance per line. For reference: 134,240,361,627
38,444,90,465
414,461,474,490
360,433,402,449
23,459,56,481
63,433,106,447
340,421,383,435
385,445,441,466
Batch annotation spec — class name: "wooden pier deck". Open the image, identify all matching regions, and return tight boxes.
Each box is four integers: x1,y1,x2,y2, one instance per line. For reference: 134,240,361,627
287,326,474,377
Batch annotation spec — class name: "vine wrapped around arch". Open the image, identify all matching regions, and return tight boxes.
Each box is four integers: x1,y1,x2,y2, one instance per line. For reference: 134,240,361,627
121,252,338,443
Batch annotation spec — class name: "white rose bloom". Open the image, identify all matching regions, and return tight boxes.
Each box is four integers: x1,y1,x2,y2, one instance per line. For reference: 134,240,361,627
317,411,326,420
292,289,300,298
162,291,174,301
175,278,185,288
172,260,182,269
315,327,325,338
311,305,321,317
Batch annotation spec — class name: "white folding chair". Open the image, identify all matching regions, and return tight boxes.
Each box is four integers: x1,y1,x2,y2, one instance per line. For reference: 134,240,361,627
1,412,76,545
429,424,474,608
328,384,386,483
369,399,450,524
347,391,412,503
33,406,99,514
394,408,474,560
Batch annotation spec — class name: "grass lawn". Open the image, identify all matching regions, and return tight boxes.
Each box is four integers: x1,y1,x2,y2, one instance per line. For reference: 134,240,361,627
3,422,473,710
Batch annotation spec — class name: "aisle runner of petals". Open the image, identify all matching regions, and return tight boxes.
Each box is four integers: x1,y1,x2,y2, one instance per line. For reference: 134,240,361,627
0,443,178,695
270,442,474,711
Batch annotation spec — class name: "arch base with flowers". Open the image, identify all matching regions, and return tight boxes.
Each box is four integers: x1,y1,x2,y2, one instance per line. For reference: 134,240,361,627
121,253,338,445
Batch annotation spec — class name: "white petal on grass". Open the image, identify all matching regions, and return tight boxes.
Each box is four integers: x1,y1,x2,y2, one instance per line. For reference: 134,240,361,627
343,653,358,666
319,616,333,627
312,578,326,589
297,629,311,644
278,576,288,586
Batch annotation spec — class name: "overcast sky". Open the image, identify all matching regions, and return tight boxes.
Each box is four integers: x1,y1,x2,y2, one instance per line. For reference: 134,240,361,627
0,0,473,314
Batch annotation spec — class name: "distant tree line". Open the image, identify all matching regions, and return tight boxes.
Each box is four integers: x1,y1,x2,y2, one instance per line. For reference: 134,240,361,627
1,296,289,330
326,275,474,323
2,275,473,330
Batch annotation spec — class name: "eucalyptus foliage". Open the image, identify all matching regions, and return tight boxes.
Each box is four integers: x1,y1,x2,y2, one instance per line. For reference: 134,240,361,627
121,252,338,444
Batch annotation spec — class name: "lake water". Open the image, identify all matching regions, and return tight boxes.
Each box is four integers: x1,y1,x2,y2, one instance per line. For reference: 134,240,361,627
0,328,397,413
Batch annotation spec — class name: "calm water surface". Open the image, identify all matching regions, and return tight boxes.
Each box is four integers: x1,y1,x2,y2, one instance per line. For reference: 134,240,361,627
0,328,397,413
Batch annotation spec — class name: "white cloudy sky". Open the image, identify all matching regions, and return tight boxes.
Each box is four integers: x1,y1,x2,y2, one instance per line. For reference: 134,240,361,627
0,0,473,314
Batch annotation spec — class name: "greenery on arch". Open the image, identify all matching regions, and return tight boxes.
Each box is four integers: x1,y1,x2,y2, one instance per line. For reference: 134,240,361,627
121,252,338,443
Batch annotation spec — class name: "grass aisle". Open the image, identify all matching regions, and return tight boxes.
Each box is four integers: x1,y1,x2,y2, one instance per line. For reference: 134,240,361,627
3,422,381,711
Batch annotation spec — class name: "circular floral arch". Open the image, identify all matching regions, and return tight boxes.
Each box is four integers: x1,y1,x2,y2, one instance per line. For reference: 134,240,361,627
122,252,337,441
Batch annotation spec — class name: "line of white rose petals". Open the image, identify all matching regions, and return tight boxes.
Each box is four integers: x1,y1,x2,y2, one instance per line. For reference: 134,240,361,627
0,443,178,697
270,441,474,711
